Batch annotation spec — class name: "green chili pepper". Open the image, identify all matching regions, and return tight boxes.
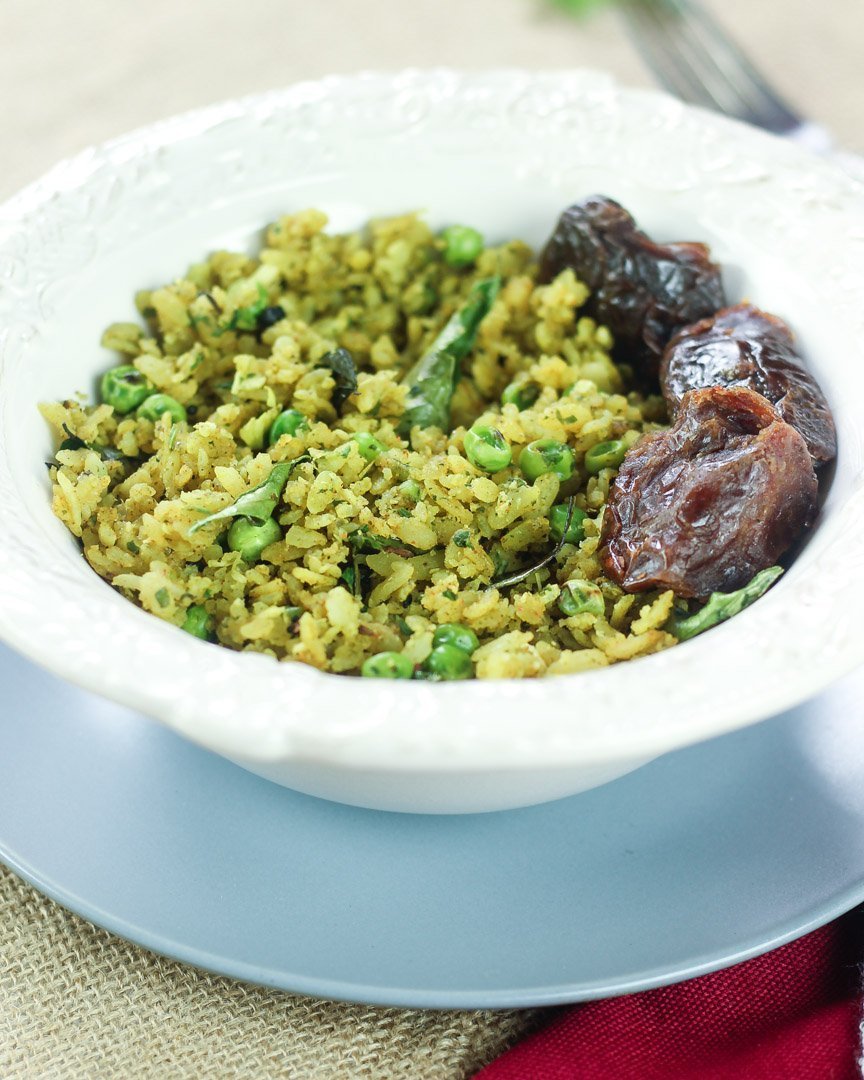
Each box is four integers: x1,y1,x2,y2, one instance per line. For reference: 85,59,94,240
399,276,501,434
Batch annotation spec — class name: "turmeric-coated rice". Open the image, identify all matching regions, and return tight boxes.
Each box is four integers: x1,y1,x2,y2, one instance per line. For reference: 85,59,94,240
42,210,681,679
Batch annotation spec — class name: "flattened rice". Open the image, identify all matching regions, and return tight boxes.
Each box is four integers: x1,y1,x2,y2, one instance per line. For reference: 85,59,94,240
42,209,682,679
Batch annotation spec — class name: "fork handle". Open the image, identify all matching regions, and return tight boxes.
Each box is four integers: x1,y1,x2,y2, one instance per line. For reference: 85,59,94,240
787,121,835,155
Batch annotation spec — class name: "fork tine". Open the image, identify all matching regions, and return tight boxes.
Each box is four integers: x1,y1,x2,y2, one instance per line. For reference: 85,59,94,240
620,0,725,112
675,0,802,129
620,0,803,134
624,0,752,115
656,2,763,118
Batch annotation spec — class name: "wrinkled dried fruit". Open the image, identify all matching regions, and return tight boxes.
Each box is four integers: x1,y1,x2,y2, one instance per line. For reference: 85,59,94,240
538,195,726,378
601,386,818,598
660,303,836,465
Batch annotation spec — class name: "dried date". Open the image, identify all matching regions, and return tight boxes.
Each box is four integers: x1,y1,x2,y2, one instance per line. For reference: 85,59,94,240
601,386,818,598
538,195,726,379
660,303,836,465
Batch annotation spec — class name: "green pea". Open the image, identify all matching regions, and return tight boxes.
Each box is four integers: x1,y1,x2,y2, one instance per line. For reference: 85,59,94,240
432,623,479,656
136,393,187,424
267,409,309,445
227,517,282,562
100,365,155,414
181,604,213,640
464,424,512,473
585,439,627,474
559,579,605,617
350,431,385,462
501,381,540,410
548,503,587,544
423,643,473,680
441,224,484,268
519,438,574,482
361,651,415,679
399,479,422,502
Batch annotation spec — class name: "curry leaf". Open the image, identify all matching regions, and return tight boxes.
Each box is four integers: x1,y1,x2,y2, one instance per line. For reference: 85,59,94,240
284,605,303,626
188,455,310,535
347,526,418,558
399,275,501,434
670,566,784,641
59,424,87,452
57,424,133,463
317,347,358,410
58,435,87,452
102,445,130,461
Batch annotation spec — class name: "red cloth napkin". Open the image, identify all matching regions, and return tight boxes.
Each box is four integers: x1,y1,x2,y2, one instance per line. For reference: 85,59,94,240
476,914,862,1080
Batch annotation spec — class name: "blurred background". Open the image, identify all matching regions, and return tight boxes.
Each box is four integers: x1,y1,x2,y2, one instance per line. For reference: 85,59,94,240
3,0,862,201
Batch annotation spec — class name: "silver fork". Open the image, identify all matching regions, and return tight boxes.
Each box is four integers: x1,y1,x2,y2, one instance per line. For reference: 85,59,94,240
617,0,834,153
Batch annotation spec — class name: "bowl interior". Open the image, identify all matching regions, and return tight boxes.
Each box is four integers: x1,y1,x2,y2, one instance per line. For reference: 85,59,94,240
9,165,856,585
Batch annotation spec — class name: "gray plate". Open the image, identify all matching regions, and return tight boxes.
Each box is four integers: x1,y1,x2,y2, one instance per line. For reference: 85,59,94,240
1,642,863,1009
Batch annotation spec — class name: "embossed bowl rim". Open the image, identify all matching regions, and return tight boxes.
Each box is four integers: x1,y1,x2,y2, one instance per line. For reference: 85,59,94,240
1,69,864,772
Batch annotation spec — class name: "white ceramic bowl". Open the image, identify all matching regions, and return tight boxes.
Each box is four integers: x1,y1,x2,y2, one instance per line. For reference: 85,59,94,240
2,70,864,814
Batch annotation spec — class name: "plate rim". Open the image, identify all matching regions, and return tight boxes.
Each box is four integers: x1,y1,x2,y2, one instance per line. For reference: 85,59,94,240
4,820,864,1009
3,638,864,1009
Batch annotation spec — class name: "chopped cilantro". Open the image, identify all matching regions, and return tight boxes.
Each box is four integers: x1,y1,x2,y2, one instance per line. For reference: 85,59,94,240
229,283,270,332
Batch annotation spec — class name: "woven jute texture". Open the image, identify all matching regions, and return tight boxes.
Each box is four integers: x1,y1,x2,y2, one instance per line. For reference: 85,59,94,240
0,866,541,1079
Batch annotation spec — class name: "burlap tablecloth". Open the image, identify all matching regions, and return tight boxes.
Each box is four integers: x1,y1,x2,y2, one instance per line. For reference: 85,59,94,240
3,1,862,1075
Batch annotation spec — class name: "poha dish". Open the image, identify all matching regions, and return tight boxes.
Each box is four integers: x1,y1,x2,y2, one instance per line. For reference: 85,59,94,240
41,207,789,679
